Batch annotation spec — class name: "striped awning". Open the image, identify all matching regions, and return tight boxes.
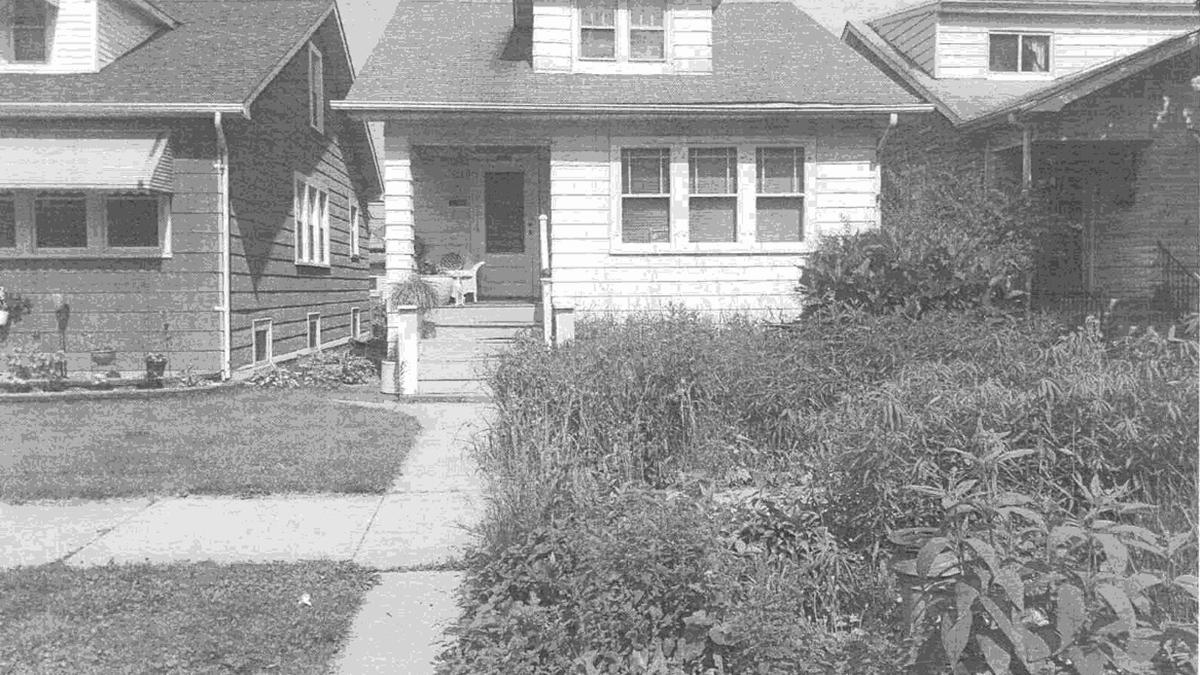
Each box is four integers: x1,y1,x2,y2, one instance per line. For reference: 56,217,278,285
0,132,173,192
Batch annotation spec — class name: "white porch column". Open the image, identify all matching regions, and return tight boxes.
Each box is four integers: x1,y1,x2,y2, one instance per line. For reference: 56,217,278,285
383,125,415,286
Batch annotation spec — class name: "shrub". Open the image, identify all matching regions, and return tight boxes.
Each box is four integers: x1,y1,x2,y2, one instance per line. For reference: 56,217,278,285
799,167,1041,316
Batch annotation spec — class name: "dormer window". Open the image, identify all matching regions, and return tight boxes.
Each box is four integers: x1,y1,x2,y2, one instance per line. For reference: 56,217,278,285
12,0,49,63
989,33,1050,74
578,0,666,63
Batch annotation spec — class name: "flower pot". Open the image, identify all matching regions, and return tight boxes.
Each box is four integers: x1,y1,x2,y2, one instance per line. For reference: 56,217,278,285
91,349,117,366
145,359,167,380
380,359,401,395
419,274,454,306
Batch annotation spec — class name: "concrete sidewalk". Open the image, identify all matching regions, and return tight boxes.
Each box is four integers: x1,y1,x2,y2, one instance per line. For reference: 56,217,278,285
1,399,490,674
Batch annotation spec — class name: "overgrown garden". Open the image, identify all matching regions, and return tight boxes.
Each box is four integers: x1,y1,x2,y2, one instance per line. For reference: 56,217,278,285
436,170,1199,674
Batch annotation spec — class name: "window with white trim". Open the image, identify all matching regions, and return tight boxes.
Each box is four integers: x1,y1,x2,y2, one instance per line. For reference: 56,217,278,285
755,147,804,242
579,0,666,63
252,318,273,364
308,43,325,132
349,203,361,258
620,148,670,243
294,176,330,266
0,190,170,255
12,0,49,63
307,312,321,350
350,307,362,340
989,33,1050,73
614,141,811,250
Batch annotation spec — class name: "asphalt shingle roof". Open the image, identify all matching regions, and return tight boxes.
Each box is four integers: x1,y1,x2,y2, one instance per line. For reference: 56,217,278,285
344,0,922,108
0,0,331,107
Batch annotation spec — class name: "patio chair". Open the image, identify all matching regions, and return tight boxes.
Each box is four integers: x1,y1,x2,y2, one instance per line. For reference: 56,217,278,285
439,253,485,305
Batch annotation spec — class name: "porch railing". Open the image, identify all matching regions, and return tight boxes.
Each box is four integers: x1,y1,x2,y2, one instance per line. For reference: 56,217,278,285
1154,239,1200,320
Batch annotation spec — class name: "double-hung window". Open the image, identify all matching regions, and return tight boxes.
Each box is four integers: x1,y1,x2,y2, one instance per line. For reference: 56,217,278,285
614,140,812,251
12,0,48,63
688,147,737,243
308,43,325,132
755,148,804,242
294,176,330,266
579,0,666,64
989,33,1050,74
620,148,670,243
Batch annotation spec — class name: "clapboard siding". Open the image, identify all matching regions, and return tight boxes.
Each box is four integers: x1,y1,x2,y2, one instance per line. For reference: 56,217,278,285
0,118,223,375
936,14,1191,79
871,8,936,74
532,1,573,72
225,14,372,371
96,0,159,68
672,0,712,73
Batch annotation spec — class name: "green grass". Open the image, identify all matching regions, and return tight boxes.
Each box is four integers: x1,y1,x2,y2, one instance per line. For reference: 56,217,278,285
0,561,377,673
0,387,420,501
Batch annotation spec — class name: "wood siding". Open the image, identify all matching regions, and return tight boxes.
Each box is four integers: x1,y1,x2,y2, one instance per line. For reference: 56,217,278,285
870,8,936,74
0,118,224,375
671,0,712,74
0,0,96,72
225,14,372,371
384,117,885,319
96,0,159,68
532,0,572,72
935,13,1191,79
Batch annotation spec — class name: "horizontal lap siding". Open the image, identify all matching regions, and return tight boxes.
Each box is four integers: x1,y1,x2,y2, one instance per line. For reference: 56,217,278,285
672,1,712,73
532,2,572,72
96,0,159,68
936,15,1191,79
547,122,883,318
0,119,223,375
225,16,372,370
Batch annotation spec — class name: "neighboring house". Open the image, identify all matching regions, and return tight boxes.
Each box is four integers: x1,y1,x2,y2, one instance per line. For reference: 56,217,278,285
334,0,931,320
0,0,382,378
844,0,1200,312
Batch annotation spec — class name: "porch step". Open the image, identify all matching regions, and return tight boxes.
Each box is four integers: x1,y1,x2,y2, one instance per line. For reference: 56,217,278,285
428,302,540,326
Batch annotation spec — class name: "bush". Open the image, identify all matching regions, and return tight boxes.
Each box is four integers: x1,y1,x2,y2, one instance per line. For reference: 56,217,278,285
800,167,1042,316
248,349,375,388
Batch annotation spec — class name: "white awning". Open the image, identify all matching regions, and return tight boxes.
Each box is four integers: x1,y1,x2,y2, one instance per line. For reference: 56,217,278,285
0,132,173,192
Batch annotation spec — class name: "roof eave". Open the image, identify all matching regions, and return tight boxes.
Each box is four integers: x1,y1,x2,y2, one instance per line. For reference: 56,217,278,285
331,101,935,115
841,21,963,125
0,102,249,117
938,0,1197,16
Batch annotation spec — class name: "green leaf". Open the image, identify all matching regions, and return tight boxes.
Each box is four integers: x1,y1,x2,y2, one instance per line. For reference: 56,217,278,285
1096,583,1136,630
1013,623,1050,662
995,565,1025,612
1056,583,1085,648
964,538,1001,580
998,506,1046,528
1066,646,1107,675
941,608,973,665
1125,639,1159,664
1093,533,1129,574
979,596,1031,669
976,633,1012,674
1172,574,1198,599
955,581,979,618
916,537,950,578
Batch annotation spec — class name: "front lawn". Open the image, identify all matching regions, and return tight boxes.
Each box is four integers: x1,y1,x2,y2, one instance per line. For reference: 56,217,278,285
0,387,420,501
0,561,376,673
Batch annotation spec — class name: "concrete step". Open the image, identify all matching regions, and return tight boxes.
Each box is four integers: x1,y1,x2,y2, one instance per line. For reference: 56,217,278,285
429,303,540,326
417,379,489,397
426,325,534,343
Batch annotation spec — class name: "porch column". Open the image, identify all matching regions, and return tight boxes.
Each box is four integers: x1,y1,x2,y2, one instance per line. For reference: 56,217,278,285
383,126,415,287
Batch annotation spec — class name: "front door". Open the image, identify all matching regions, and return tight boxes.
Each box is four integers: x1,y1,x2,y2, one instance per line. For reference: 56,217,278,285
478,159,539,298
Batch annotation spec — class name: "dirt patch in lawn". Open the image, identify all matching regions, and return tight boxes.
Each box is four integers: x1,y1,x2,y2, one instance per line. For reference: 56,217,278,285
0,561,377,673
0,387,420,501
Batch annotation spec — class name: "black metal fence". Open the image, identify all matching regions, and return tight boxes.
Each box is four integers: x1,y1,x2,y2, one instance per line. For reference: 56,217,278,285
1154,240,1200,320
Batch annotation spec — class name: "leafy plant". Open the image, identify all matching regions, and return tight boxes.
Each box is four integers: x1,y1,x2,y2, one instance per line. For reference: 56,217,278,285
389,275,438,338
5,346,66,380
248,350,376,388
893,452,1198,674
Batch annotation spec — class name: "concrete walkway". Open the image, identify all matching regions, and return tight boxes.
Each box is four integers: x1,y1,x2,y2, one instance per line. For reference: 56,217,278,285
0,400,490,674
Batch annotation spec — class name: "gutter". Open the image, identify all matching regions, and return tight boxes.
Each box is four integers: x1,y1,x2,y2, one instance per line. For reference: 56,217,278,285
331,101,934,115
0,102,249,117
214,112,233,380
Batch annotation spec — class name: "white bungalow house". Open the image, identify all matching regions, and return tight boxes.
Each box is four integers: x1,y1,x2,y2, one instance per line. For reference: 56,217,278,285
334,0,931,333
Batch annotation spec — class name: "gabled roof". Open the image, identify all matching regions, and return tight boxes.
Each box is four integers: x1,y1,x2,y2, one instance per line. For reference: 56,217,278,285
0,0,334,117
336,0,930,115
844,21,1200,128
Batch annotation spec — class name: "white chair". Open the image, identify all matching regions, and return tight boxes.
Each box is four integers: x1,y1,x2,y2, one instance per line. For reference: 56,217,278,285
445,261,485,305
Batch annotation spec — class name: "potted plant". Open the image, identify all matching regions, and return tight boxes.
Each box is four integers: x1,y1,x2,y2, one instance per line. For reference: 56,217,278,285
390,275,440,339
91,344,117,367
413,238,454,305
145,352,168,383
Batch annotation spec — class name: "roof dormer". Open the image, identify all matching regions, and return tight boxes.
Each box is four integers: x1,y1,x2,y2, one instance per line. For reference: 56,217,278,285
0,0,174,73
866,0,1197,81
531,0,713,74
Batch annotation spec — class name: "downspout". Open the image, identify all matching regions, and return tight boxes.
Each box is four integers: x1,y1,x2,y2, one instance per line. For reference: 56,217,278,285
875,112,899,160
214,112,232,380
